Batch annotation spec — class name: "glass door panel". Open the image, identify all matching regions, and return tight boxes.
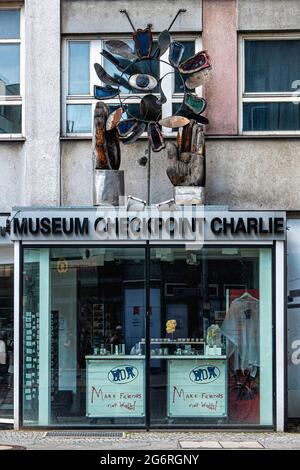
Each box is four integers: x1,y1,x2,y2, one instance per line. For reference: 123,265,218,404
149,247,273,427
0,263,14,421
22,247,146,427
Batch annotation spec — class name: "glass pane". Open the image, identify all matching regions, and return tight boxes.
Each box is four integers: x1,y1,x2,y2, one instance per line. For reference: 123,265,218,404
0,10,20,39
287,219,300,418
68,42,90,95
245,40,300,93
174,41,195,93
103,40,159,94
243,102,300,131
66,104,91,133
150,247,273,426
0,105,21,134
0,44,20,96
22,247,146,426
0,264,14,420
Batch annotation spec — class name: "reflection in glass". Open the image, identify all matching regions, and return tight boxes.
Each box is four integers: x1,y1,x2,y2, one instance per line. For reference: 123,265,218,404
66,104,91,133
0,44,20,96
0,264,14,420
0,10,20,39
0,105,21,134
68,42,90,95
243,102,300,131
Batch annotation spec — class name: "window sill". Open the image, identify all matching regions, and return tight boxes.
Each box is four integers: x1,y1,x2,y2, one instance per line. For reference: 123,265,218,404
0,136,26,142
206,134,300,140
60,134,177,141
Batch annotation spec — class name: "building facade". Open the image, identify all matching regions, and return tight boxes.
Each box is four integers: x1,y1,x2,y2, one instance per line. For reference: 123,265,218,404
0,0,299,431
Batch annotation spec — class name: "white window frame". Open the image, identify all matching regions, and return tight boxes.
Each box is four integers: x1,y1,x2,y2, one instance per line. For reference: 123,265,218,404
0,5,24,139
62,35,201,138
239,33,300,136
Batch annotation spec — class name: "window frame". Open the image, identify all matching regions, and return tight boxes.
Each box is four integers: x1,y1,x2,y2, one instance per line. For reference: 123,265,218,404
239,33,300,136
0,6,24,139
62,35,202,138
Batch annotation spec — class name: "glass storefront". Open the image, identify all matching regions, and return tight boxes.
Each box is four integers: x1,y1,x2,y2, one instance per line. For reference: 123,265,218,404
0,263,14,420
21,245,274,428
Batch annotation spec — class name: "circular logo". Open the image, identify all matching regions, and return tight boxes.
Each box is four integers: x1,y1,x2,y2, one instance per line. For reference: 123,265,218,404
189,365,220,384
108,365,139,384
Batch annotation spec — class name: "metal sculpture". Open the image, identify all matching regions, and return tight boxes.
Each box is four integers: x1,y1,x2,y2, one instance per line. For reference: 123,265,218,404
92,9,211,206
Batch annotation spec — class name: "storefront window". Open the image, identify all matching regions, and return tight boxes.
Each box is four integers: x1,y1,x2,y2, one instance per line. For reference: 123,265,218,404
287,219,300,419
22,247,146,426
22,246,273,428
0,263,14,420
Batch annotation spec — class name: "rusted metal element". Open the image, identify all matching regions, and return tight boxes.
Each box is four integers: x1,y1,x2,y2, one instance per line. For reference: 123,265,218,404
106,107,124,131
93,102,120,170
148,122,165,152
93,102,109,170
159,115,190,128
166,120,205,188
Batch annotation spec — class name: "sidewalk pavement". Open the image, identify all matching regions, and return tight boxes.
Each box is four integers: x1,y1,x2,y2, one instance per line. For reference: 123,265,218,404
0,430,300,450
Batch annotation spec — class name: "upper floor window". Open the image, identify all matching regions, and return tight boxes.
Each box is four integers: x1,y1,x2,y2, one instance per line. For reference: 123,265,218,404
0,9,22,136
63,37,199,136
240,36,300,134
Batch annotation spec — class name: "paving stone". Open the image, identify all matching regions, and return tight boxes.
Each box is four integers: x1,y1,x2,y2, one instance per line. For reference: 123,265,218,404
180,441,222,449
220,441,264,449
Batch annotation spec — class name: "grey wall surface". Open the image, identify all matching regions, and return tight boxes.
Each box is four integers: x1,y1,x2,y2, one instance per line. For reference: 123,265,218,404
238,0,300,31
61,140,174,205
23,0,61,206
206,139,300,210
0,144,23,212
62,0,202,34
62,137,300,210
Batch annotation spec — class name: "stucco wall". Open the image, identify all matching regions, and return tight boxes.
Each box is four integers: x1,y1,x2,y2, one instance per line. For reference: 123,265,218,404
23,0,61,206
203,0,238,135
62,0,202,34
62,137,300,210
0,144,24,212
206,139,300,210
238,0,300,31
61,139,174,206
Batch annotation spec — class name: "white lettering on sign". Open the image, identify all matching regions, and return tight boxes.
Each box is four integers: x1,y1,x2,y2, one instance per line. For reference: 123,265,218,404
291,340,300,365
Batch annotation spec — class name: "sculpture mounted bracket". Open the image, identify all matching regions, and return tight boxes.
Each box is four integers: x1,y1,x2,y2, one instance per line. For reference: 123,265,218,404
92,9,211,206
166,120,206,205
93,102,124,206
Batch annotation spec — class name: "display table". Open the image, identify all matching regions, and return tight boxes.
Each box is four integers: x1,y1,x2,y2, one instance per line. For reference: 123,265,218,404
86,356,145,418
167,357,227,418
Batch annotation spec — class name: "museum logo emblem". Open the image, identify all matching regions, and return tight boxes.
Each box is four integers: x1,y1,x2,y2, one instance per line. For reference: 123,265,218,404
108,365,139,384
